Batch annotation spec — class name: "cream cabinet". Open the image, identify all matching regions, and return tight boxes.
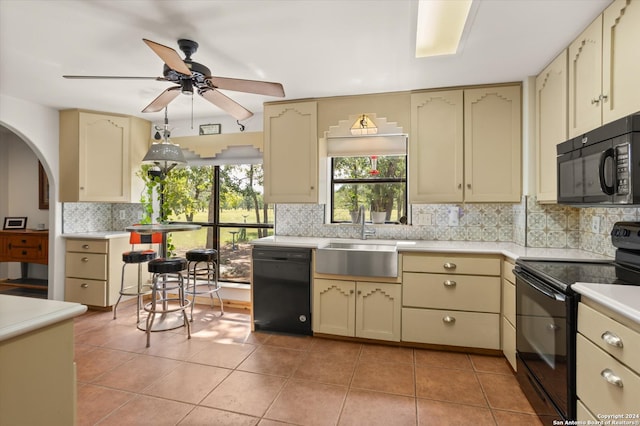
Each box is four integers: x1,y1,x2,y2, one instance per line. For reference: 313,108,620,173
569,0,640,137
576,300,640,420
313,278,401,342
501,259,516,371
535,50,568,203
464,86,521,202
59,109,151,203
409,85,521,203
64,236,135,307
401,253,501,349
410,90,464,203
263,101,324,203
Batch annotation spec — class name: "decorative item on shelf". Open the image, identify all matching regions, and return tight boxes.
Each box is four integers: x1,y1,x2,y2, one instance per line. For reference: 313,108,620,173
199,123,221,135
350,114,378,136
3,217,27,230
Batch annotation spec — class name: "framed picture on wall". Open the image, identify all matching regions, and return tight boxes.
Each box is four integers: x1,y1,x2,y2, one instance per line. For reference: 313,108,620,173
39,161,49,210
199,123,221,135
3,217,27,230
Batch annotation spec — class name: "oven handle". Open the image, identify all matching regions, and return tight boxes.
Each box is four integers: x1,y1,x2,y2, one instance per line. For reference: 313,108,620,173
514,269,566,302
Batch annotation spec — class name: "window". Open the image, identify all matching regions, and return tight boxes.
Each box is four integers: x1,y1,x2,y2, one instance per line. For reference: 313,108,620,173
165,163,273,284
331,155,407,223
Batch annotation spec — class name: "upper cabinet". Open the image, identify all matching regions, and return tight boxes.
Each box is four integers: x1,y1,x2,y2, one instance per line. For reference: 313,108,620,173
536,50,568,203
569,0,640,137
410,85,521,204
263,101,323,203
59,110,151,203
410,90,464,203
464,86,521,203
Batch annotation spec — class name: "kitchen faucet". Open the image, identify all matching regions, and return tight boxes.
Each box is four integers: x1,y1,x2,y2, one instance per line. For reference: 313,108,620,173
359,205,376,240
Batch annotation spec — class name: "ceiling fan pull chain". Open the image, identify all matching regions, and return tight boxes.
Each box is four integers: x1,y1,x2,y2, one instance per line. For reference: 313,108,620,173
237,120,245,132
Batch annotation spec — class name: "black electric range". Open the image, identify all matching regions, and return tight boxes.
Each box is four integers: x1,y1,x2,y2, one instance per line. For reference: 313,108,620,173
513,222,640,423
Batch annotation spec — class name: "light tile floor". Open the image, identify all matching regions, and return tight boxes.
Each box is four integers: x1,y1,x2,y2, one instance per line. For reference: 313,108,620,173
74,301,543,425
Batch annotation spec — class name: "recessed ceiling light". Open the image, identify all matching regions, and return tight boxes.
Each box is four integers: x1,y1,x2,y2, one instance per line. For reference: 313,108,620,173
415,0,473,58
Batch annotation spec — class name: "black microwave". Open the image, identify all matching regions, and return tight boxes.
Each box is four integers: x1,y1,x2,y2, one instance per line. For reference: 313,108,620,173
557,113,640,206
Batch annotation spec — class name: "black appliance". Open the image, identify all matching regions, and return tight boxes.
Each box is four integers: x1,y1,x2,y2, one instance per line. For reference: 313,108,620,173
514,222,640,423
557,112,640,206
252,246,312,335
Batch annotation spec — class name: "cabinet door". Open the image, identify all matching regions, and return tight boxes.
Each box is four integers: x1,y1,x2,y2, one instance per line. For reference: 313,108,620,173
536,50,568,203
602,0,640,124
78,112,131,202
409,91,464,203
568,15,603,137
313,278,355,337
464,86,521,202
355,282,401,342
263,102,318,203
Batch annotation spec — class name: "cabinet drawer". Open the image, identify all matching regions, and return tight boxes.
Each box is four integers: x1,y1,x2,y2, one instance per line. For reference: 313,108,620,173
403,272,500,312
65,252,108,280
402,307,500,349
403,253,500,275
577,334,640,416
502,278,515,325
7,235,42,248
576,400,598,423
66,239,108,254
578,302,640,374
65,278,107,306
6,248,42,261
502,259,515,284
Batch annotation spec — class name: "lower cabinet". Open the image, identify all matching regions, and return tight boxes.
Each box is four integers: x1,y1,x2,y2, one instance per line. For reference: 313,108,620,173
64,236,137,307
313,278,401,342
401,252,501,350
501,259,517,370
576,300,640,420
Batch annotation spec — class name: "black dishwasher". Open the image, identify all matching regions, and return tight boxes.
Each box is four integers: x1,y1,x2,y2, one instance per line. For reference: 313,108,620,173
252,246,312,335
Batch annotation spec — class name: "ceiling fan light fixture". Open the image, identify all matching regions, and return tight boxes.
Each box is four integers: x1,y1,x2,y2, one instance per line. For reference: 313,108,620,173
142,107,186,174
180,78,194,95
351,114,378,136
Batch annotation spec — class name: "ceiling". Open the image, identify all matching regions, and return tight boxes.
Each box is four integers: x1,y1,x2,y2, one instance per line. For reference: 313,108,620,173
0,0,611,125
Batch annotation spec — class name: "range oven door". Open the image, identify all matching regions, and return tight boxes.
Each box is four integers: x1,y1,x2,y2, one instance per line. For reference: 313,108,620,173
515,268,576,421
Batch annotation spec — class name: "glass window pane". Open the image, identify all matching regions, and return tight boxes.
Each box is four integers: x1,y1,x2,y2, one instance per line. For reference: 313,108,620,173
165,166,214,222
334,182,406,223
219,227,274,283
333,155,406,180
219,164,273,224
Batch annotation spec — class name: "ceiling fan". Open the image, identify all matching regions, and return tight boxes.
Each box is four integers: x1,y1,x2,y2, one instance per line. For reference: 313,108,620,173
63,38,285,120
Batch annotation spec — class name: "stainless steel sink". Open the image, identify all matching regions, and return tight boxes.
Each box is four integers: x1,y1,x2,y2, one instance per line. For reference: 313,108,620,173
315,241,398,277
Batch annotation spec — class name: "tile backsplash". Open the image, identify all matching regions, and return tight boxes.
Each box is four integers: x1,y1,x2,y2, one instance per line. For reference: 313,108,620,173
63,198,640,257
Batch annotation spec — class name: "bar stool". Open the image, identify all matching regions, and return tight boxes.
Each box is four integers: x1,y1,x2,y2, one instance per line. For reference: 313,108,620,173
113,230,162,323
185,248,223,321
144,257,191,347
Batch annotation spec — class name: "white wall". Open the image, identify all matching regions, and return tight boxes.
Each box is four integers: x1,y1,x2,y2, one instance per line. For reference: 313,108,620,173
0,94,62,300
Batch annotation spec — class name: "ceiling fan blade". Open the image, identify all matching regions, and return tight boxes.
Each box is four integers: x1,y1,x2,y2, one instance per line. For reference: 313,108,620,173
199,89,253,121
142,38,192,76
207,76,285,97
63,75,167,81
142,86,181,113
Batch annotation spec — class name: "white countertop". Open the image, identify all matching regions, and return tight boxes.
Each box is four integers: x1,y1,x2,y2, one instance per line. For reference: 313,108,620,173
0,295,87,341
573,283,640,325
62,231,129,239
251,236,611,262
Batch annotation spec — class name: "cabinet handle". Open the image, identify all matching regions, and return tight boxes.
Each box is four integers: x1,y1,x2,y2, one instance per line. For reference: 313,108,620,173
81,257,89,262
21,239,27,243
457,183,462,189
310,186,314,190
357,290,362,295
600,369,623,388
467,183,471,189
600,94,608,103
443,262,457,270
442,316,456,324
22,250,27,255
601,331,623,348
443,280,456,287
81,283,89,288
349,289,354,294
591,97,601,105
82,244,90,249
